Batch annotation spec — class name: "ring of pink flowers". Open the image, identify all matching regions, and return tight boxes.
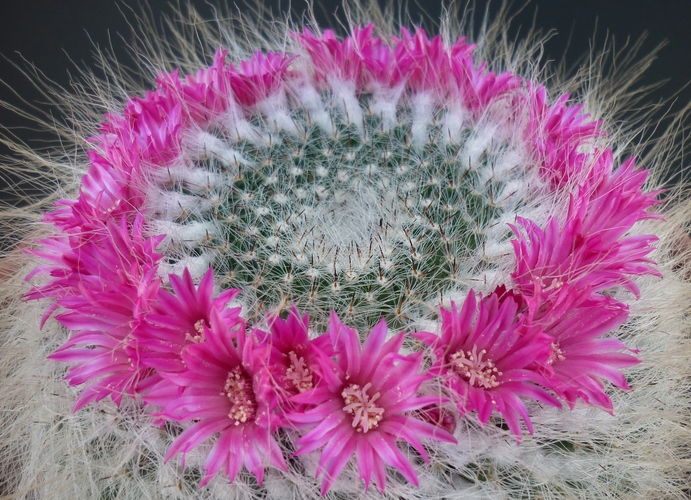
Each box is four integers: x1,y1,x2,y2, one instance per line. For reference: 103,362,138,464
28,25,658,417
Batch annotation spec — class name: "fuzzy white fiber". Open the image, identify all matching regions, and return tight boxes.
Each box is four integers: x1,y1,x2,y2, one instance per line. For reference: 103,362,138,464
1,2,690,499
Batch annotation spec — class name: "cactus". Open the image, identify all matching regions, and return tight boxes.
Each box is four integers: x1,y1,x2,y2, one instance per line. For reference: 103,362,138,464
1,2,690,499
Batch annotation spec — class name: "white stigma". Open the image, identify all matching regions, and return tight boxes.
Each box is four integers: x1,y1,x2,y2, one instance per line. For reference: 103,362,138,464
450,344,502,389
222,366,257,426
342,382,384,433
184,318,207,343
548,342,566,364
285,351,314,393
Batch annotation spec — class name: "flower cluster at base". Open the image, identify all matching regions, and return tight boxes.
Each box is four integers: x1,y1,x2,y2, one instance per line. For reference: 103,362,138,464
24,20,660,495
145,292,459,494
34,265,643,494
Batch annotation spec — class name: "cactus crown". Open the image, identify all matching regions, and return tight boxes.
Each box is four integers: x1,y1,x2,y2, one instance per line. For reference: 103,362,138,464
152,77,534,331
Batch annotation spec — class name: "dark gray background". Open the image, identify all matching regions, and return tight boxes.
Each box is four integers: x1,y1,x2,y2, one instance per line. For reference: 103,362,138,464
0,0,689,203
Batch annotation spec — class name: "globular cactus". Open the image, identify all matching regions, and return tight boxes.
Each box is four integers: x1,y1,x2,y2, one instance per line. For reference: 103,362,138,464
1,2,690,499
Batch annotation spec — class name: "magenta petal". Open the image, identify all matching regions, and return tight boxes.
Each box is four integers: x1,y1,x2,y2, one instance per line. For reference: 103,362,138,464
330,312,361,378
320,441,355,495
370,432,418,488
258,432,288,473
318,424,354,471
166,418,229,461
226,429,246,483
202,429,233,485
361,318,388,361
73,385,109,411
243,430,265,485
356,438,375,491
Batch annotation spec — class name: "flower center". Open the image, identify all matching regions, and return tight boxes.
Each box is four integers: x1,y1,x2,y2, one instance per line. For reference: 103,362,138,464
341,382,384,433
449,344,502,389
548,342,565,365
222,366,257,425
537,276,564,292
184,318,207,343
285,351,314,393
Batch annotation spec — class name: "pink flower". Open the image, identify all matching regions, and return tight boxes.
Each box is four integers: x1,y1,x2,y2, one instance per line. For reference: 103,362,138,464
288,314,456,494
137,268,243,375
149,308,286,486
229,51,295,107
525,85,603,185
155,50,236,122
296,24,501,101
352,24,396,89
179,49,236,119
391,27,467,94
253,307,333,410
567,153,662,296
525,287,641,412
295,28,367,85
30,216,163,410
414,291,560,440
450,55,521,112
296,24,398,90
119,87,183,164
511,209,658,300
43,152,131,232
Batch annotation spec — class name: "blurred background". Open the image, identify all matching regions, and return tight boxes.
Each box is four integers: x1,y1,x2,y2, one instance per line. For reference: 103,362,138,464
0,0,689,206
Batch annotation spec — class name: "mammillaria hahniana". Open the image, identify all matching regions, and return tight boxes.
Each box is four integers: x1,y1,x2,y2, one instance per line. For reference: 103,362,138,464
1,2,690,498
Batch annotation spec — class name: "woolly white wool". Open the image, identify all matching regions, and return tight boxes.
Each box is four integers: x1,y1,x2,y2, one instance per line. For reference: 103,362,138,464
0,2,690,499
